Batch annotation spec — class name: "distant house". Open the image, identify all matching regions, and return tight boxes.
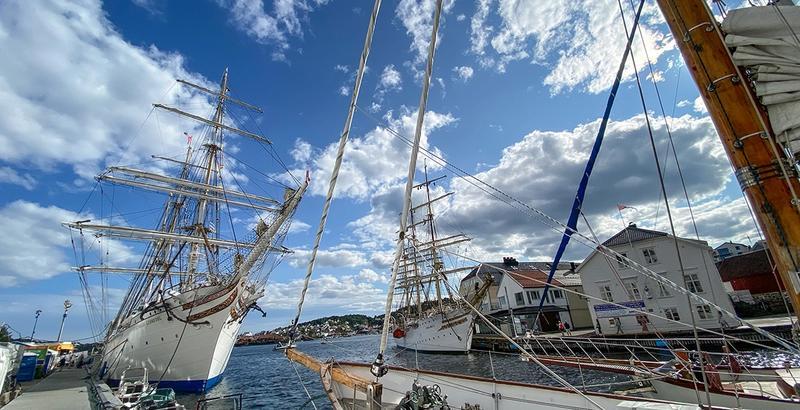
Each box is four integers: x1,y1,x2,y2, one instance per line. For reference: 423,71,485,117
577,224,737,335
459,257,592,333
713,241,751,262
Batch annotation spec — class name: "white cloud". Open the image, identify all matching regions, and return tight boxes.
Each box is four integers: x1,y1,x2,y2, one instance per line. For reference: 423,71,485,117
358,268,388,283
342,112,749,263
470,1,674,94
334,64,349,73
453,65,474,82
0,166,36,190
693,96,708,113
261,273,385,311
676,99,691,108
288,220,311,234
456,14,466,21
0,201,134,287
395,0,456,71
291,138,313,163
0,0,217,180
286,246,369,268
282,108,456,200
219,0,330,61
377,64,403,95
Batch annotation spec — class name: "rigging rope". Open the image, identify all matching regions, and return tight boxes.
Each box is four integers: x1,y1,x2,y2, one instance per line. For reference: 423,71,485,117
288,0,383,342
375,0,443,376
535,0,646,321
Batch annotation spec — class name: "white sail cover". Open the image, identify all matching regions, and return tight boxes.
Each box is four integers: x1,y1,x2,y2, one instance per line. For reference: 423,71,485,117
722,4,800,153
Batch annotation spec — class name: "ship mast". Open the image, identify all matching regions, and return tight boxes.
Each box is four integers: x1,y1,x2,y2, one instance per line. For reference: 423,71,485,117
186,69,229,286
655,0,800,325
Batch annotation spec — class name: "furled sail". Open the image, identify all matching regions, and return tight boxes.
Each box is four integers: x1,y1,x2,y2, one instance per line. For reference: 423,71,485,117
722,4,800,153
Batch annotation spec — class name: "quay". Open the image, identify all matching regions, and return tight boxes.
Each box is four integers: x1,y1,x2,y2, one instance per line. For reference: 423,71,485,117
473,315,796,353
5,368,91,410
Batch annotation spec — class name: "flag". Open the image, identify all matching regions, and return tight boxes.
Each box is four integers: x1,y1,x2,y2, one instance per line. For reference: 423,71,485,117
184,132,193,145
617,204,635,211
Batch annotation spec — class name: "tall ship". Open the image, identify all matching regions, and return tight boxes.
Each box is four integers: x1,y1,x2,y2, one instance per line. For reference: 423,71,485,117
391,168,488,353
64,70,307,392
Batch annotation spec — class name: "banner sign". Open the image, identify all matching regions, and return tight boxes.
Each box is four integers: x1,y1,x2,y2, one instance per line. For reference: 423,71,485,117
593,300,645,318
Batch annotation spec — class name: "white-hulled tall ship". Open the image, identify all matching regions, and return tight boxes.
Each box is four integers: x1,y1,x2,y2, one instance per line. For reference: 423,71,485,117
391,168,489,353
64,70,307,393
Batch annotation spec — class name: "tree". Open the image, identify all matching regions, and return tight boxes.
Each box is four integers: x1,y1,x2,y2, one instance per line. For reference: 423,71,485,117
0,325,10,342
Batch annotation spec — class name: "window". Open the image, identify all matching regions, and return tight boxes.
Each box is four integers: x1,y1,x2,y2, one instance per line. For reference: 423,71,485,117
526,290,541,304
599,285,614,302
552,289,563,299
696,305,713,320
642,248,658,264
664,307,681,321
616,252,628,268
498,296,507,307
624,281,642,300
657,280,671,297
684,273,704,293
515,292,525,306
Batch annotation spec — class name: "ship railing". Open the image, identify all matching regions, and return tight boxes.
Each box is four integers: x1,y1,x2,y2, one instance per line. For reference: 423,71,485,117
195,393,243,410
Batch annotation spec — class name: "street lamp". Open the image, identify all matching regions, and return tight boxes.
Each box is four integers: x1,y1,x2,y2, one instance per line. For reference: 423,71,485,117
56,300,72,342
30,309,42,342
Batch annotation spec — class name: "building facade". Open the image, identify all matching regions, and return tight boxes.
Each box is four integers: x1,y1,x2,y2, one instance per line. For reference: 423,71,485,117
577,225,737,335
459,258,592,333
713,241,751,262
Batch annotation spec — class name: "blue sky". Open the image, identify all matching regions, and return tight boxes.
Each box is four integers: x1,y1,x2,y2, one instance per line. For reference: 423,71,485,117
0,0,760,341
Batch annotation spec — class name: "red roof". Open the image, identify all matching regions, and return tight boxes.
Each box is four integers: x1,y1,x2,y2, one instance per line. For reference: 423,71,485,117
506,269,563,288
716,249,772,281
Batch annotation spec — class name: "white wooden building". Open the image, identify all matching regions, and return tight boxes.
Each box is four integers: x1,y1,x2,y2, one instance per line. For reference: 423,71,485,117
577,224,737,335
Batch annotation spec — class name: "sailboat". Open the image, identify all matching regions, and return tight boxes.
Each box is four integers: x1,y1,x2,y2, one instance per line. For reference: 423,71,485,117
284,0,800,408
64,70,307,393
390,168,487,353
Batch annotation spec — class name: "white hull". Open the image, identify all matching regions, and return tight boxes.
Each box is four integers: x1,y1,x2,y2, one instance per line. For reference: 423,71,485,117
394,308,474,353
100,276,262,393
647,378,800,410
329,361,699,409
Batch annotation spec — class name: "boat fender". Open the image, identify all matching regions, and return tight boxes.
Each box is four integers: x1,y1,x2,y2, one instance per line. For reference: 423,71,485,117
393,328,406,338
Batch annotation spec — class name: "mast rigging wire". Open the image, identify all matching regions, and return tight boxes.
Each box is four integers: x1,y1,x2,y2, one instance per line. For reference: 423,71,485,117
288,0,384,342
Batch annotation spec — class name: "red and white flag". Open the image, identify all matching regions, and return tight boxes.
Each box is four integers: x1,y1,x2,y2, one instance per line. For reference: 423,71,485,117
184,132,193,145
617,204,633,211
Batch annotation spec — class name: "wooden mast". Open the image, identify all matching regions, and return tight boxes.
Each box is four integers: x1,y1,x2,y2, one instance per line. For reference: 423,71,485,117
655,0,800,325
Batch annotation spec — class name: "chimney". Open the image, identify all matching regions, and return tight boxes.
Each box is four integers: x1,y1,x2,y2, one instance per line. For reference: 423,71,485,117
502,256,518,267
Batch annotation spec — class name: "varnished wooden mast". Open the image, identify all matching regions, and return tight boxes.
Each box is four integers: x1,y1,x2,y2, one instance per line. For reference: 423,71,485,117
655,0,800,326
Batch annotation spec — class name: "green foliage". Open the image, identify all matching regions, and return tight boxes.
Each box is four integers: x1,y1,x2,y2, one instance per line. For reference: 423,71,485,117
0,326,10,343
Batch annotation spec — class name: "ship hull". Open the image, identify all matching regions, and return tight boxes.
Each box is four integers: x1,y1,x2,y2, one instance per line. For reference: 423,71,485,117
394,308,474,353
101,277,261,393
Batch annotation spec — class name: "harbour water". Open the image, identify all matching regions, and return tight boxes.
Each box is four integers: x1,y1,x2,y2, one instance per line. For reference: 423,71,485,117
178,334,636,408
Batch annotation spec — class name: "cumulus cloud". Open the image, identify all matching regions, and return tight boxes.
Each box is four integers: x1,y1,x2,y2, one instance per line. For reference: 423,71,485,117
693,96,708,113
453,66,474,82
282,108,456,200
0,0,218,180
377,64,403,95
395,0,456,71
358,268,388,283
0,201,134,287
286,246,369,268
468,0,674,94
344,112,750,263
261,273,385,311
219,0,330,61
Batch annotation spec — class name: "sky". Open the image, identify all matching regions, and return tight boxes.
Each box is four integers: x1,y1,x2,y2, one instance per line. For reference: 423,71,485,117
0,0,763,341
